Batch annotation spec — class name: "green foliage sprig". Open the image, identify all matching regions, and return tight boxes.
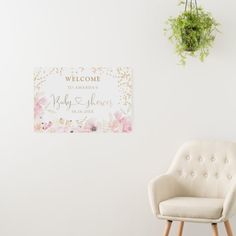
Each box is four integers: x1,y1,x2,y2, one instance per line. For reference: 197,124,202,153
164,1,219,65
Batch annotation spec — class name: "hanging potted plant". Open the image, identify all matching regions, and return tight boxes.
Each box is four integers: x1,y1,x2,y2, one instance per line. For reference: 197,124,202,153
164,0,220,65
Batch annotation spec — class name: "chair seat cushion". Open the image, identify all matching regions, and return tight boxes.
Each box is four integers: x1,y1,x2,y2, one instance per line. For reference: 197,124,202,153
159,197,224,219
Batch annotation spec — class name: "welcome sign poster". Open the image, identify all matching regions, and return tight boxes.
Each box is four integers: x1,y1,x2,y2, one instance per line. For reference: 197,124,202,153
34,67,132,133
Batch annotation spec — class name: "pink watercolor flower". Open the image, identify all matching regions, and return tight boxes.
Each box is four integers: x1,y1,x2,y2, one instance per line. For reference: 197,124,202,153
83,119,100,132
34,121,53,132
41,121,52,130
121,118,132,132
111,112,132,133
34,95,46,119
110,120,122,133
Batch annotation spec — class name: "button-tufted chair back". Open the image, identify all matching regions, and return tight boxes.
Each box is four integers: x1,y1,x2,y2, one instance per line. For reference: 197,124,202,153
167,140,236,198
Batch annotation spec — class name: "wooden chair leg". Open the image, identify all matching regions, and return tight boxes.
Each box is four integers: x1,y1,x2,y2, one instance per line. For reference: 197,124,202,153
178,221,184,236
212,223,219,236
163,220,172,236
224,220,234,236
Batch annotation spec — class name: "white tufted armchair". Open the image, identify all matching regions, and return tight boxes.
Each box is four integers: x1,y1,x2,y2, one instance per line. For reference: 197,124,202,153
149,140,236,236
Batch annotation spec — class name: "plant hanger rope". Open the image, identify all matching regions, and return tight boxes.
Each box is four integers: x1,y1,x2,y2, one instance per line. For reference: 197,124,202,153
194,0,198,13
185,0,198,14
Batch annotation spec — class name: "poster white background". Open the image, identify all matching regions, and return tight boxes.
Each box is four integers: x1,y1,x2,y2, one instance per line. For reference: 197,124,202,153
0,0,236,236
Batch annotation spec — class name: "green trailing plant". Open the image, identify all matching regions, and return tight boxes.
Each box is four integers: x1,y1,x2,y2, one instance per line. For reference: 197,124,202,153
164,0,219,65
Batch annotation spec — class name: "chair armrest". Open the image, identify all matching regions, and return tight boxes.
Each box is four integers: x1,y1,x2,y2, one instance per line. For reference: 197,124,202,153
148,174,181,216
222,181,236,219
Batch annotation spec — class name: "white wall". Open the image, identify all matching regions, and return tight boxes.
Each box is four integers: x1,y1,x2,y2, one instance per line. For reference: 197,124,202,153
0,0,236,235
